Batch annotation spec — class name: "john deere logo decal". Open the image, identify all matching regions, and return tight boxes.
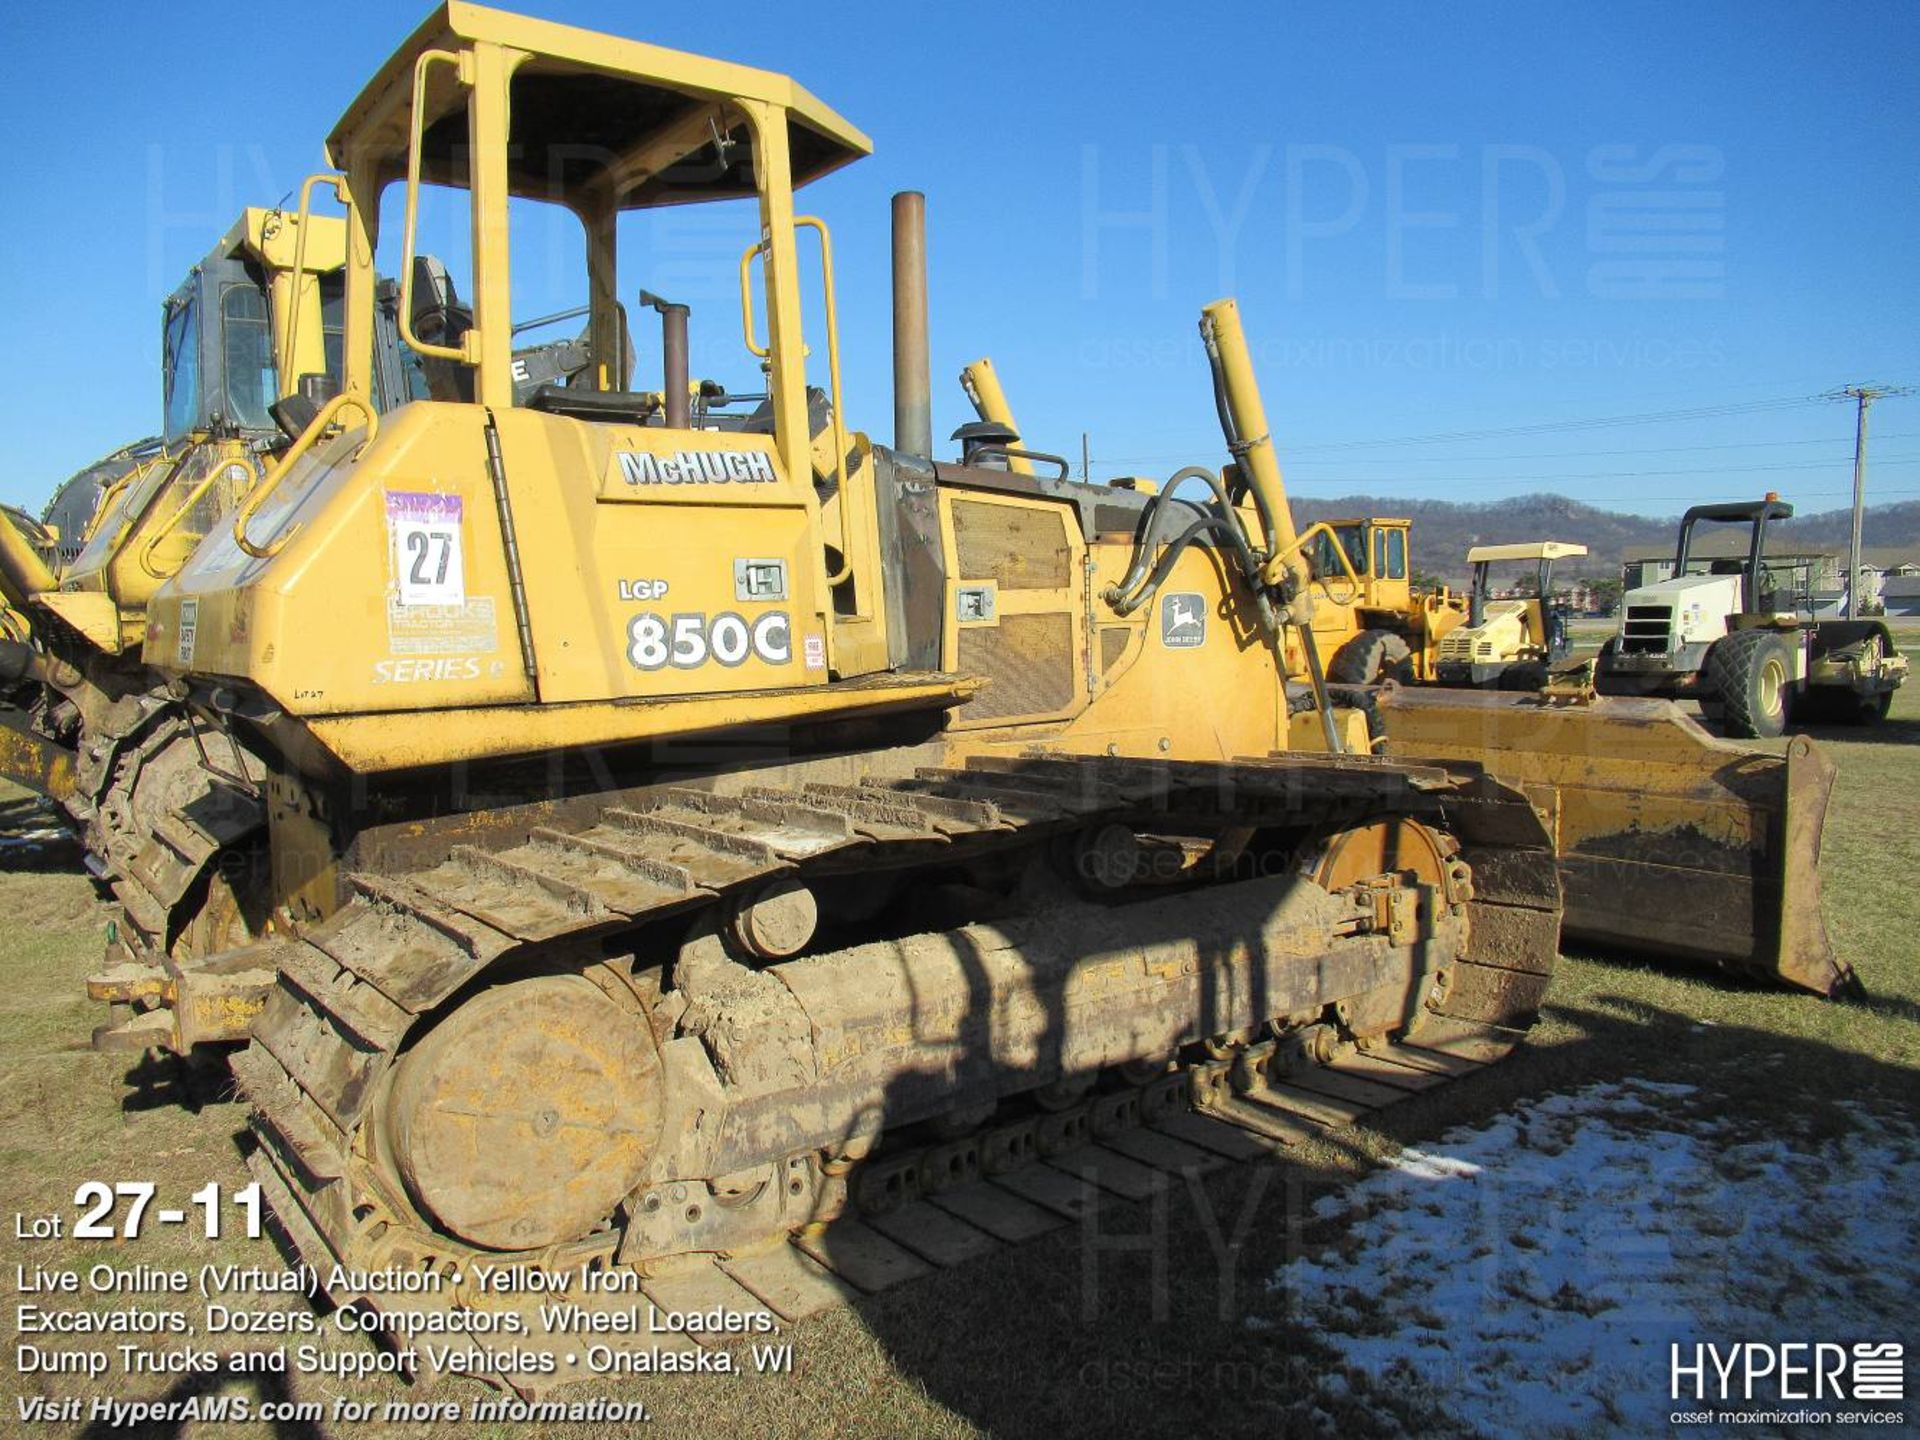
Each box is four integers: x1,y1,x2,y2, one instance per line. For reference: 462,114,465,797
1161,592,1206,648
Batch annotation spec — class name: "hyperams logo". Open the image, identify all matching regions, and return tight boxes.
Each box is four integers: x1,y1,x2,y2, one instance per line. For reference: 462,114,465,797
618,449,777,485
1670,1341,1905,1427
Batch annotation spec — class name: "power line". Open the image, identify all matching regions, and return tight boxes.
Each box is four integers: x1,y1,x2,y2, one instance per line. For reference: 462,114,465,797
1289,395,1834,452
1245,432,1920,467
1294,486,1920,503
1199,392,1833,461
1282,454,1920,486
1097,389,1883,467
1099,433,1920,466
1102,407,1874,467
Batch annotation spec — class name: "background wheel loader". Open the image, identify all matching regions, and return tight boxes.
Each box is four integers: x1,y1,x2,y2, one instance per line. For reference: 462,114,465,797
1297,517,1465,684
1595,496,1908,737
48,2,1857,1379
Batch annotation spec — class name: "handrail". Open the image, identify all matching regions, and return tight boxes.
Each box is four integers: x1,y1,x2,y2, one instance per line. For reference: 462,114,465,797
138,457,255,580
738,222,856,587
232,392,377,559
81,447,176,551
737,240,771,359
279,173,353,391
793,217,853,586
397,49,472,365
1271,520,1366,607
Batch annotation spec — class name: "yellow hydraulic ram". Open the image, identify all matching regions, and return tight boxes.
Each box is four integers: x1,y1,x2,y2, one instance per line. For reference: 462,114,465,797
959,357,1035,474
1198,300,1853,999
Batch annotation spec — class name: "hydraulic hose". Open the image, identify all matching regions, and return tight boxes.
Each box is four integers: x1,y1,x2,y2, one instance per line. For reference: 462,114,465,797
1105,466,1273,635
1198,306,1339,748
1107,514,1234,615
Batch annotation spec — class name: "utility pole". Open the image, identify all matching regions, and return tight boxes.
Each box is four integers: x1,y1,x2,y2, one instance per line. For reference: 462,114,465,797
1846,387,1873,619
1831,385,1914,618
1081,432,1090,484
1820,385,1912,618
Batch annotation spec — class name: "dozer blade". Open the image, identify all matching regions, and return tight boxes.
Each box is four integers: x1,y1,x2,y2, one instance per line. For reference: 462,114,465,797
1373,685,1853,998
0,713,75,803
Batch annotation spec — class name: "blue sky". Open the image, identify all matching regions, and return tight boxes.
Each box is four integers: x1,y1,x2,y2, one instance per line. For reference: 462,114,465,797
1,1,1915,516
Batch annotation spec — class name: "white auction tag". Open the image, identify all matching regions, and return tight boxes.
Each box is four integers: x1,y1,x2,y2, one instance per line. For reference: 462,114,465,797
386,491,466,607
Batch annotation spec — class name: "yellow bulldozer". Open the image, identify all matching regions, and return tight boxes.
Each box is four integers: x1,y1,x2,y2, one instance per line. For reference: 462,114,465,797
0,205,406,958
53,2,1853,1374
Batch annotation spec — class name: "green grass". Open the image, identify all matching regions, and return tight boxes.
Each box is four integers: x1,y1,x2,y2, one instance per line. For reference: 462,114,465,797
1,677,1916,1437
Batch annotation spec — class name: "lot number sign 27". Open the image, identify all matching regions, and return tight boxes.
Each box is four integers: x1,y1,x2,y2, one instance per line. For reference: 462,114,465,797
386,492,467,607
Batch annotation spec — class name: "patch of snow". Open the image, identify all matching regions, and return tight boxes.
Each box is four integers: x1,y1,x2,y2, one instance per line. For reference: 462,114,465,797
1387,1149,1483,1182
1262,1080,1920,1438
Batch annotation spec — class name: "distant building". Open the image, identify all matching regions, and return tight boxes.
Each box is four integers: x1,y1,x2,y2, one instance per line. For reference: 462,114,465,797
1883,576,1920,617
1486,578,1603,614
1562,579,1600,614
1622,556,1677,590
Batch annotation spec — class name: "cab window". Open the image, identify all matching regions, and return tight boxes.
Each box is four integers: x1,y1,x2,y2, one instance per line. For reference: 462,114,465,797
1308,524,1369,581
162,297,200,441
1304,529,1335,578
221,283,276,430
1374,527,1407,580
320,273,347,388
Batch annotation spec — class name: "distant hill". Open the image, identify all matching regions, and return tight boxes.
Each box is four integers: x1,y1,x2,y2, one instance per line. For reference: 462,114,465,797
1289,494,1920,585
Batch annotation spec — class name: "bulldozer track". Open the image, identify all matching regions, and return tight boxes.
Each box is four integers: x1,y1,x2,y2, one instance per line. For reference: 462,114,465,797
233,751,1557,1394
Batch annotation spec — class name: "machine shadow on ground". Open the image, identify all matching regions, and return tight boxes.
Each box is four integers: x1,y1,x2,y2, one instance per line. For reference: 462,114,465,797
826,992,1916,1440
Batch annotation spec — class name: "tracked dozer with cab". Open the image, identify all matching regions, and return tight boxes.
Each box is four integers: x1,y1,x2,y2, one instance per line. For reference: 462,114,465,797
0,203,610,959
0,208,376,887
71,3,1855,1379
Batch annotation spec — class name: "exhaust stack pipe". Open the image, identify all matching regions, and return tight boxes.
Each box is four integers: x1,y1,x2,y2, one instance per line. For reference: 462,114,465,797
641,290,690,429
891,191,932,459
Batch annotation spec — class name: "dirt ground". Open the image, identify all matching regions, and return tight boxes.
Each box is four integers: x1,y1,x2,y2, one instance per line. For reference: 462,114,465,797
2,665,1915,1439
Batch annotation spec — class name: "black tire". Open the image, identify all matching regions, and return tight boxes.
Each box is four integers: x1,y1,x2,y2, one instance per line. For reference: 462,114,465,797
1591,637,1623,695
1328,629,1413,685
1497,661,1549,692
1706,630,1795,739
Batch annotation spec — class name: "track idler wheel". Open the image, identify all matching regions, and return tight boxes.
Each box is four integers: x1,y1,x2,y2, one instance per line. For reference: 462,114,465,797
1308,816,1456,895
384,975,665,1251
